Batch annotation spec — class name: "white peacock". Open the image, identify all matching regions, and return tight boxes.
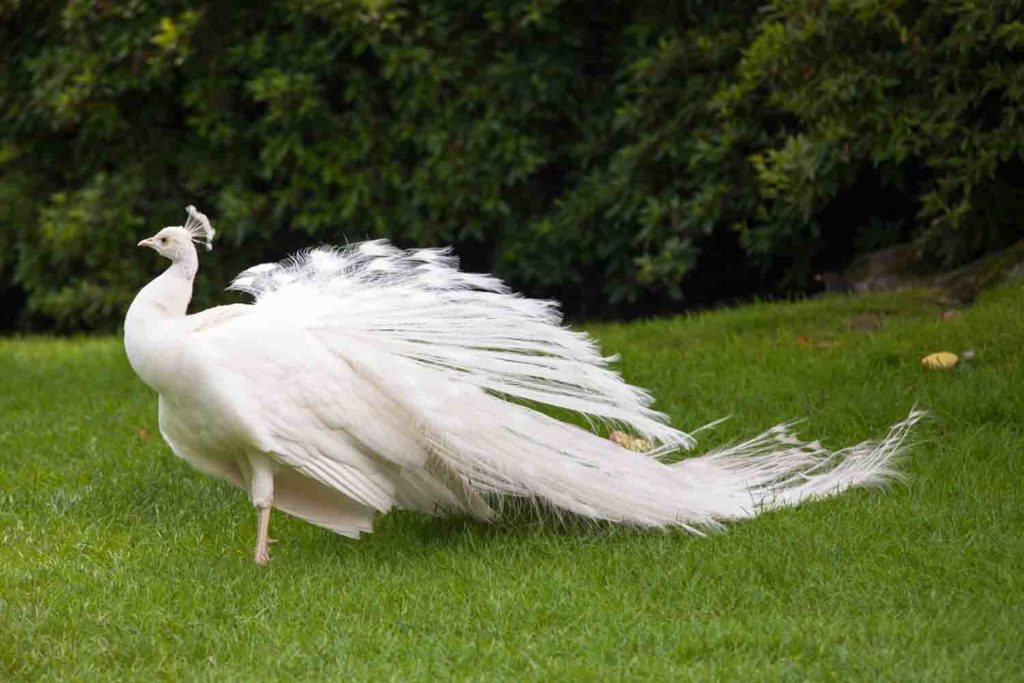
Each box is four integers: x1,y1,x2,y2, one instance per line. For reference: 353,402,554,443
124,206,921,565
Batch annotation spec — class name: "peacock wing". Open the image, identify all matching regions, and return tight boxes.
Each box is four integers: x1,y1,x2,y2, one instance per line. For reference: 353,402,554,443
187,309,460,516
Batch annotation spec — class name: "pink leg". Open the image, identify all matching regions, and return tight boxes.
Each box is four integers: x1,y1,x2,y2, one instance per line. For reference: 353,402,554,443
254,499,272,565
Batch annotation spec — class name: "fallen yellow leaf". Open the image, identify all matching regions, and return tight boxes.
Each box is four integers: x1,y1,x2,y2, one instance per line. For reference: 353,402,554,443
609,430,652,452
922,351,958,370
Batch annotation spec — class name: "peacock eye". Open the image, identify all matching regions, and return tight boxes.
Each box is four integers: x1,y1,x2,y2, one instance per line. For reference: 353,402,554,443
160,238,168,244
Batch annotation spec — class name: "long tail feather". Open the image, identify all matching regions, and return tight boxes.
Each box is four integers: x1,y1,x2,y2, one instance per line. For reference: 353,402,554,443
232,240,923,530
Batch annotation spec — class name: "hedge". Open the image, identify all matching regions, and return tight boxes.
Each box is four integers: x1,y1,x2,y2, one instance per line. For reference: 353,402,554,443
1,0,1020,330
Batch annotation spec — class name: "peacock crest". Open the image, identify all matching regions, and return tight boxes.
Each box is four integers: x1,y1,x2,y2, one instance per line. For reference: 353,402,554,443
182,205,215,251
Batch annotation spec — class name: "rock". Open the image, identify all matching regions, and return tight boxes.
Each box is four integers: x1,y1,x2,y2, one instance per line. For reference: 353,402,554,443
843,244,935,293
842,239,1024,304
814,272,857,293
933,239,1024,305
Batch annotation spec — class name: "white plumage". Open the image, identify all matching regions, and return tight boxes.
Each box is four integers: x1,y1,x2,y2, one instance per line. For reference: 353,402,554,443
124,206,922,564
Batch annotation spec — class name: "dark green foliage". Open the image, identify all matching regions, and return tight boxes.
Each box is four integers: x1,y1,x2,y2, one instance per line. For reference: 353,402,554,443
1,0,1020,330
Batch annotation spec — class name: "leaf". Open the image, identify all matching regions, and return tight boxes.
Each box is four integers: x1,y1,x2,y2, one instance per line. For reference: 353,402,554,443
921,352,958,370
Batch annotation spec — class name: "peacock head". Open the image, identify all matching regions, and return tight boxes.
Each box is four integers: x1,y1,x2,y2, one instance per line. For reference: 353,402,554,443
138,205,215,262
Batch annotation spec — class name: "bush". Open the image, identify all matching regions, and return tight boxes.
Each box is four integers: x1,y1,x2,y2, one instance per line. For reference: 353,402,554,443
1,0,1020,331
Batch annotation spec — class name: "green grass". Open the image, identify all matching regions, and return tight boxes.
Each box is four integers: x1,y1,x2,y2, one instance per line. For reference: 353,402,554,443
1,282,1022,681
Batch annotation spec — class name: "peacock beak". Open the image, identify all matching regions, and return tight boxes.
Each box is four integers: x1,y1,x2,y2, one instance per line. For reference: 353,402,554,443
138,237,156,249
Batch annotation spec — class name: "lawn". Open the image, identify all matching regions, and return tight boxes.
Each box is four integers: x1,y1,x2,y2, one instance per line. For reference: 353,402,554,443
1,281,1021,681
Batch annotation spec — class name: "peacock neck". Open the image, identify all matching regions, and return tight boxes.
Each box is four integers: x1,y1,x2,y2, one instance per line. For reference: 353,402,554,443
136,260,196,318
123,258,197,394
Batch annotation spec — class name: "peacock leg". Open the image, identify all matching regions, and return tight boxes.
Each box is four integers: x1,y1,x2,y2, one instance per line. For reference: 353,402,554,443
246,452,275,565
255,500,272,565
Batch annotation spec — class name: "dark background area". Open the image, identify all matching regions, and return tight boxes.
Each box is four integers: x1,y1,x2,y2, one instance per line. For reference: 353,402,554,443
0,0,1021,332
